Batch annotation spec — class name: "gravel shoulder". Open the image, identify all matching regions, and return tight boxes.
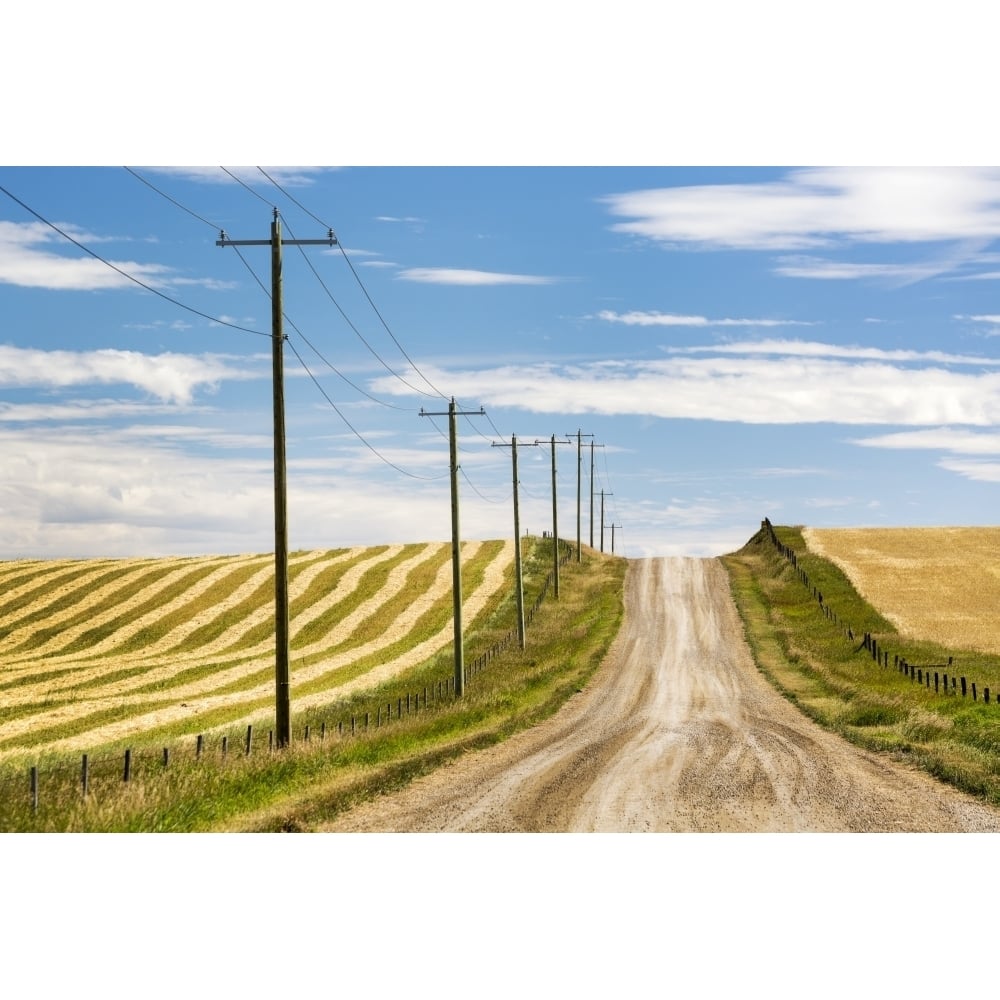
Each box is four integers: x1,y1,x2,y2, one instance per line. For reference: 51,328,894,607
323,557,1000,832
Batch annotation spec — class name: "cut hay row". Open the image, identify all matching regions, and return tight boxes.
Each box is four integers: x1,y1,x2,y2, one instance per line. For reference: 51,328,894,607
0,539,514,760
802,527,1000,655
0,545,442,711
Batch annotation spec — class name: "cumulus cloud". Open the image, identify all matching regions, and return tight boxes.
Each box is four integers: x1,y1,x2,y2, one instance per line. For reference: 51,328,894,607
397,267,558,286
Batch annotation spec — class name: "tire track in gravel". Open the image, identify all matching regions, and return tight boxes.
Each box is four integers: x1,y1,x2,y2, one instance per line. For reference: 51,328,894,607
324,557,1000,832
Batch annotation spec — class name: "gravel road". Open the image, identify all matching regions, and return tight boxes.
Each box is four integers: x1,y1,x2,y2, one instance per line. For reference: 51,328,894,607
323,557,1000,832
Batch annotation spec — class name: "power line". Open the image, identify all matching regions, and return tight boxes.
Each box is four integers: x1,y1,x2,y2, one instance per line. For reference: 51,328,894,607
124,168,413,412
255,166,448,400
0,182,271,339
285,337,449,483
278,213,438,400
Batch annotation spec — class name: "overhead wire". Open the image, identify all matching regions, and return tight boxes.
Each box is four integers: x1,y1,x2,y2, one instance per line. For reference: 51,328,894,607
0,181,270,339
284,337,448,482
124,167,445,480
255,166,449,401
124,167,409,411
277,212,436,402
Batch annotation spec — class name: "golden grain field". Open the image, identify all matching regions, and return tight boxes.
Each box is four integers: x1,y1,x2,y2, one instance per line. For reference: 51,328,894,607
802,527,1000,654
0,539,514,761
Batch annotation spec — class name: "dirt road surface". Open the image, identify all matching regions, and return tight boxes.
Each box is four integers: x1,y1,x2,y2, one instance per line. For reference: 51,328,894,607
323,557,1000,832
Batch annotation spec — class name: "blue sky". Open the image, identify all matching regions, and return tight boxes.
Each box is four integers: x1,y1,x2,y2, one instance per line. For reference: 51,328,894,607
3,164,1000,559
4,3,1000,562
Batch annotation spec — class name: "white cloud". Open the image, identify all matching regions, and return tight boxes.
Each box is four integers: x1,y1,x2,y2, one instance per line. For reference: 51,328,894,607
850,428,1000,455
670,339,1000,367
376,215,425,224
0,345,262,404
955,313,1000,324
938,458,1000,483
598,310,815,327
602,167,1000,251
144,166,331,187
371,350,1000,427
0,220,228,292
772,256,951,283
397,267,558,286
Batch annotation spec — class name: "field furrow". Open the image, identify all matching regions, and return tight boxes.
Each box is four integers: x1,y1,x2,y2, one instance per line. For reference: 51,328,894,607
0,540,516,760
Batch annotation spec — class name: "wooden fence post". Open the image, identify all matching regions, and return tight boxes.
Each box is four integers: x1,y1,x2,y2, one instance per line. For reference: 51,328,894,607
31,765,38,813
245,725,253,756
163,747,170,767
972,683,978,702
82,754,89,798
196,734,204,758
222,736,228,756
123,748,132,783
961,677,967,698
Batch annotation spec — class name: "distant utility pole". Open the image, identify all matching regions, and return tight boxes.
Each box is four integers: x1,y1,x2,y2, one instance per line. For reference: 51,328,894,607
599,490,614,553
565,430,594,563
492,435,540,650
217,210,335,748
420,398,484,697
589,440,605,549
537,436,573,597
608,523,623,555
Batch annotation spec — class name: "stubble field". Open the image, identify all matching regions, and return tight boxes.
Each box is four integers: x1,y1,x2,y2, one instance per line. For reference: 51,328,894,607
802,527,1000,655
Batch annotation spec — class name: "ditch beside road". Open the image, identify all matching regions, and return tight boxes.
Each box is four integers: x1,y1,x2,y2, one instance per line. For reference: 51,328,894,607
323,557,1000,832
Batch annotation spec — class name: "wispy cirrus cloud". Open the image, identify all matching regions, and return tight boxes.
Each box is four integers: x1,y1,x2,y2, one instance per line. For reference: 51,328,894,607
397,267,558,286
371,345,1000,427
597,310,814,328
668,339,1000,367
850,428,1000,455
0,220,232,292
601,167,1000,251
144,166,333,187
0,345,262,405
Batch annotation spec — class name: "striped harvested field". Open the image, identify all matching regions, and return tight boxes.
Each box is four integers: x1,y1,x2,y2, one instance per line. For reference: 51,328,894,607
0,539,514,761
801,527,1000,655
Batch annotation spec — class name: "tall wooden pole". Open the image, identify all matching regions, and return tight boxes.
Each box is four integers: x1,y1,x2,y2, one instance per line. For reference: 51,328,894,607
217,213,335,747
270,213,291,746
551,434,560,598
511,436,526,649
448,398,465,696
421,398,483,696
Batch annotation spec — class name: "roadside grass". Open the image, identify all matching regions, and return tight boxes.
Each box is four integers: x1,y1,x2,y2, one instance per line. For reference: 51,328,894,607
0,541,626,831
723,524,1000,804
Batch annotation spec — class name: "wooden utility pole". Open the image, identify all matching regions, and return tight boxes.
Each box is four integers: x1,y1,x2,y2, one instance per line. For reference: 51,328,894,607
609,523,623,554
492,435,540,649
565,430,594,563
420,398,484,696
589,440,604,550
217,211,335,747
538,436,573,597
599,489,614,553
